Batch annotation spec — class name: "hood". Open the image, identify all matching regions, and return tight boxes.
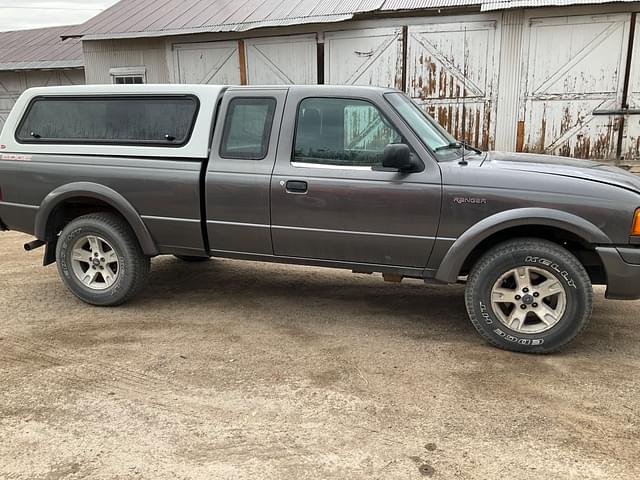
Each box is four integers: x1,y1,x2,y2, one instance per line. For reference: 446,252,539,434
482,151,640,194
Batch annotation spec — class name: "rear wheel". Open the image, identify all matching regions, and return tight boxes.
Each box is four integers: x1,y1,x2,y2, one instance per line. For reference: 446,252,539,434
465,238,593,353
56,213,150,306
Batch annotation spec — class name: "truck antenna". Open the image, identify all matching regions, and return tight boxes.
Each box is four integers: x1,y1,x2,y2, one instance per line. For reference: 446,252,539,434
459,26,469,166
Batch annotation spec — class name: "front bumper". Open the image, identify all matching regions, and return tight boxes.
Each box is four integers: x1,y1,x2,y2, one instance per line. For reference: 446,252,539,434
597,247,640,300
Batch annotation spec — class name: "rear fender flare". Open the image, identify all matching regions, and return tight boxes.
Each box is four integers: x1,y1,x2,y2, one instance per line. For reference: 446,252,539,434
34,182,159,256
434,207,610,283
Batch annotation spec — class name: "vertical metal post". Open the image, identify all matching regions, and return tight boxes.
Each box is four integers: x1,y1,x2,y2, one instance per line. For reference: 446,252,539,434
616,12,637,162
317,33,325,85
401,25,408,92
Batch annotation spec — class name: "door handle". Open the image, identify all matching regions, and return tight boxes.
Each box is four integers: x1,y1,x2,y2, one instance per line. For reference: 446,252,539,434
285,180,308,194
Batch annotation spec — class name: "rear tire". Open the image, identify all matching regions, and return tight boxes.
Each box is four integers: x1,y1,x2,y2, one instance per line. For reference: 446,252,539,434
174,255,210,262
56,213,150,306
465,238,593,353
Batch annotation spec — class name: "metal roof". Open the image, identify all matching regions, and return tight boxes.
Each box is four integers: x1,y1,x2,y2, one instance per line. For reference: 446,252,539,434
67,0,483,40
0,25,84,71
481,0,639,10
67,0,640,40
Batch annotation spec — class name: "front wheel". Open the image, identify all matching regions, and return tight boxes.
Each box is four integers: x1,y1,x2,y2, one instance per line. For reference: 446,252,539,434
465,238,593,353
56,213,150,306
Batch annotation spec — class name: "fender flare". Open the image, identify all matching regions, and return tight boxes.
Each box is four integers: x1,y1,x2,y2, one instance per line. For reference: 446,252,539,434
434,207,611,283
34,182,159,256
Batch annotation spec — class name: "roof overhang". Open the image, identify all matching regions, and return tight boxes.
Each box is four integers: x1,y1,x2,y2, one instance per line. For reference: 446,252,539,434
0,60,84,72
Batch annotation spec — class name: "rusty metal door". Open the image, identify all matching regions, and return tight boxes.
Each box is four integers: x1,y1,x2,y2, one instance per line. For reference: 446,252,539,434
244,34,317,85
519,13,632,160
620,13,640,165
407,20,500,150
173,41,240,84
324,27,403,88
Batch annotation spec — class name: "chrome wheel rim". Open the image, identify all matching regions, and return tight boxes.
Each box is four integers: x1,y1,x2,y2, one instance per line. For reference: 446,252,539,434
70,235,119,290
491,266,567,334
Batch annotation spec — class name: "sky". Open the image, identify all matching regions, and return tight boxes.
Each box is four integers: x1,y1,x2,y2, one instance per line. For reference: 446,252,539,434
0,0,120,32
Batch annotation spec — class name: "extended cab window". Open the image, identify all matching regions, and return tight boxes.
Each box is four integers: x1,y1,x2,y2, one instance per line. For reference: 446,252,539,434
293,97,402,168
220,97,276,160
16,96,198,146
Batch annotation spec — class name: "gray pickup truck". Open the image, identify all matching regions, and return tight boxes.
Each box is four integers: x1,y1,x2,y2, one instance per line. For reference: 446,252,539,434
1,84,639,353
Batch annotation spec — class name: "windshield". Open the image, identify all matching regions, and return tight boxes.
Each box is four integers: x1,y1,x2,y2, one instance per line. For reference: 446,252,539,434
385,92,465,160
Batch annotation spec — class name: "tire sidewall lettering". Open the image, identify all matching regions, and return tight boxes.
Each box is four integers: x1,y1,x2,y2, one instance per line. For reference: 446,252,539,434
524,256,577,289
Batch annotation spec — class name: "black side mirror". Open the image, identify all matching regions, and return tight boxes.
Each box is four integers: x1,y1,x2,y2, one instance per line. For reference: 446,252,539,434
382,143,419,172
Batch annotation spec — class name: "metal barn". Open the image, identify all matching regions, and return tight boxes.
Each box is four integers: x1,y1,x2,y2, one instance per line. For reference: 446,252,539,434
0,26,85,131
61,1,640,169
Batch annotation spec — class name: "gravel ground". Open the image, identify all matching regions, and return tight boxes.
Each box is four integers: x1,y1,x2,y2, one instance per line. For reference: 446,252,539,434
0,230,639,479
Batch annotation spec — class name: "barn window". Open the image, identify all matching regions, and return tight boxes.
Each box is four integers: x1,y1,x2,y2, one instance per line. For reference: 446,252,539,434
16,95,199,147
110,66,146,85
113,76,144,84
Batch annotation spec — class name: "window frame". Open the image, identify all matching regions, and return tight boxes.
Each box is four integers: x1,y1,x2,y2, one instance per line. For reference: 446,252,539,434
290,95,409,171
110,66,146,85
218,96,277,161
113,76,145,84
14,94,200,147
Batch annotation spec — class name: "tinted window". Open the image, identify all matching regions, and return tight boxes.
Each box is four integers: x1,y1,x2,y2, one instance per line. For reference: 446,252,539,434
16,96,198,146
220,98,276,160
293,98,402,167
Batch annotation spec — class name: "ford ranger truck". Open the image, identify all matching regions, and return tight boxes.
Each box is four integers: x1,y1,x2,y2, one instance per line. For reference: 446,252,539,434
1,84,639,354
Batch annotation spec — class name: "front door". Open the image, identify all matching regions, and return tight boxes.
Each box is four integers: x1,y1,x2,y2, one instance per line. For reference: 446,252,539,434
270,89,442,268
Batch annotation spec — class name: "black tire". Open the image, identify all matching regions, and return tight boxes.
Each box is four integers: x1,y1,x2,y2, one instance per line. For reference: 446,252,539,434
56,212,150,306
174,255,210,262
465,238,593,353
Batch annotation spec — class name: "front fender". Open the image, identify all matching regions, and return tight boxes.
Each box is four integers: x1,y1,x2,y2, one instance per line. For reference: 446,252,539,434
34,182,159,256
434,207,611,283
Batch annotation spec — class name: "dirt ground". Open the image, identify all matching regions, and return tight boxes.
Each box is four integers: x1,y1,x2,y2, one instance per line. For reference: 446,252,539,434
0,230,639,479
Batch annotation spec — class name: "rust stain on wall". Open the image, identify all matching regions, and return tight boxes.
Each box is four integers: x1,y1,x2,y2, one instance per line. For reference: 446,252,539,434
538,115,547,153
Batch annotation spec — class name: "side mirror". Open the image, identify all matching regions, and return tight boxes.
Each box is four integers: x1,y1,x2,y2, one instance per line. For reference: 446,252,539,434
382,143,419,172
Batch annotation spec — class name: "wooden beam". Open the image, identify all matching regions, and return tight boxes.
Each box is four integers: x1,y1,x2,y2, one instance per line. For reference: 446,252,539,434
238,40,247,85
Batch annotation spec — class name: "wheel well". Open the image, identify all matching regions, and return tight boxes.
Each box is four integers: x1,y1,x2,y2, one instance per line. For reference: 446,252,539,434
44,197,123,241
460,225,606,285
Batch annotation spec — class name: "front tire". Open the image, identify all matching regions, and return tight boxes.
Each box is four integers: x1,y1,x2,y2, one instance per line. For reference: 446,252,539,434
465,238,593,353
56,213,150,306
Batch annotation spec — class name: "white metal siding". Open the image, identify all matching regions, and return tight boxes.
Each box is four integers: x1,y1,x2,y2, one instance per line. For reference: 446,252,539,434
173,41,241,85
407,19,501,149
245,34,317,84
494,9,525,151
324,27,404,88
83,39,169,84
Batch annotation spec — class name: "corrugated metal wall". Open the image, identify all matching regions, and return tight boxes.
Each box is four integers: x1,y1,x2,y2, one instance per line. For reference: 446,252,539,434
83,38,170,84
82,4,640,166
